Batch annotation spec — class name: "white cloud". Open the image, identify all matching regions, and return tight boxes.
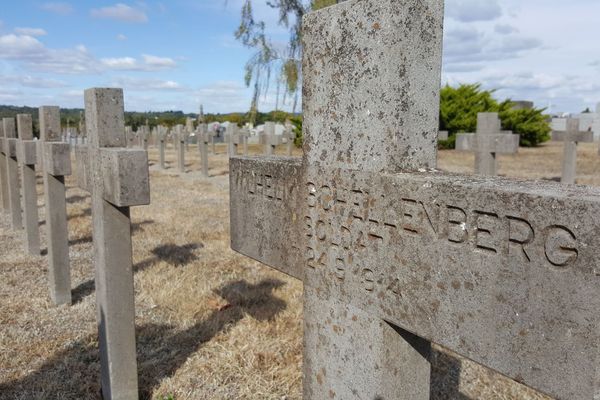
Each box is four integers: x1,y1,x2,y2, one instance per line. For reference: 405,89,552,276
142,54,176,69
0,34,46,59
90,4,148,23
113,77,185,91
116,33,127,41
101,57,138,70
494,24,518,35
447,0,502,22
41,2,74,16
14,28,48,37
100,55,177,71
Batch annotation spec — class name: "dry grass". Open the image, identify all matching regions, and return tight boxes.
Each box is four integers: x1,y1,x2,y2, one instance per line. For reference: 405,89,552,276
0,140,598,399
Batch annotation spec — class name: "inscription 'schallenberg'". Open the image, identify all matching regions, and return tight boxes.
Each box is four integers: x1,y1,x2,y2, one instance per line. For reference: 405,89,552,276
230,1,600,399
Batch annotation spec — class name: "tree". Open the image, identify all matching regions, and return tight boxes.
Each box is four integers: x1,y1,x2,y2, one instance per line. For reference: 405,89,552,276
439,83,551,148
234,0,343,122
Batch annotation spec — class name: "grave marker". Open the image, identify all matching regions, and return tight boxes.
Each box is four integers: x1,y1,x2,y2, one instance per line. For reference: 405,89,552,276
39,106,72,305
438,130,448,141
158,126,167,169
0,123,8,211
552,118,593,184
75,88,150,399
3,117,23,230
16,114,41,255
197,123,210,177
263,121,282,155
227,124,248,156
283,120,295,156
175,124,186,173
230,1,600,399
456,113,520,176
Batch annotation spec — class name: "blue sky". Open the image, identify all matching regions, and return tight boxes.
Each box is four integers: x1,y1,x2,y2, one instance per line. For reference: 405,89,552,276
0,0,598,114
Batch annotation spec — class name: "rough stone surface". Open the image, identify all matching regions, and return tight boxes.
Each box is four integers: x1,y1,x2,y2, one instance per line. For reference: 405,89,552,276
17,114,40,255
39,106,71,306
81,87,144,400
230,1,600,400
99,148,150,207
43,142,72,176
455,113,520,176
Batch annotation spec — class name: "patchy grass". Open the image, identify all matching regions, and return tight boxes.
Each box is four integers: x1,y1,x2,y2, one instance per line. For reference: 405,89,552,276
1,141,598,399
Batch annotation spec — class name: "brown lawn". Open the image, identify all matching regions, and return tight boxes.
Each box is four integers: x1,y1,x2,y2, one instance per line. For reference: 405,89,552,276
0,140,598,399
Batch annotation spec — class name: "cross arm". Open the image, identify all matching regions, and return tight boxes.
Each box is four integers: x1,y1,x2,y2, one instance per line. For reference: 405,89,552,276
75,145,150,207
456,132,520,154
17,141,37,165
230,156,304,280
552,130,594,143
40,142,71,176
302,167,600,400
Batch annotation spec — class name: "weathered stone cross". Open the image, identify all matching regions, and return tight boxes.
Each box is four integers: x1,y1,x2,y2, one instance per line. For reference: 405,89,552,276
456,112,520,176
0,122,8,212
158,125,167,169
3,117,22,230
197,123,210,177
16,114,41,255
75,88,150,399
39,106,72,306
262,121,282,155
227,124,249,156
282,120,295,156
230,1,600,399
175,124,186,173
552,117,593,184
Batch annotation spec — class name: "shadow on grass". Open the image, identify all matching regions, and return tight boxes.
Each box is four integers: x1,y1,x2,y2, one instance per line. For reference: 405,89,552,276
71,241,199,305
0,278,287,400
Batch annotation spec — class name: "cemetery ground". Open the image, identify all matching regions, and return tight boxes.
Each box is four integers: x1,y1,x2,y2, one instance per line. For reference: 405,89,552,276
0,141,598,400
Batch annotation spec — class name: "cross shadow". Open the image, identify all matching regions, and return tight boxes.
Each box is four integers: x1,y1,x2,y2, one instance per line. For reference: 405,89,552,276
541,176,562,183
430,348,470,399
0,278,287,400
66,194,90,204
71,241,200,305
137,278,286,397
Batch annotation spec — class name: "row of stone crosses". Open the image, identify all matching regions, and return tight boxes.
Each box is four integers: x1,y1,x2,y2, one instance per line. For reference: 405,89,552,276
123,118,296,176
1,1,599,399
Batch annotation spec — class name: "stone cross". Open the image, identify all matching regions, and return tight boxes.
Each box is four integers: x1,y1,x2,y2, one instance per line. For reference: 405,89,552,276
0,122,8,212
16,114,41,255
125,126,134,148
3,118,22,230
227,124,248,156
197,123,210,177
230,1,600,399
282,120,295,156
75,88,150,400
551,118,593,184
141,124,149,151
185,117,194,151
438,130,448,141
39,106,72,305
263,121,282,155
455,113,520,176
175,124,186,173
158,126,167,169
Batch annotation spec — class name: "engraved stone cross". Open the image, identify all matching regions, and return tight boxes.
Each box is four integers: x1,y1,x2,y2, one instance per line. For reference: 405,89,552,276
551,118,594,184
39,106,72,305
16,114,41,255
0,122,8,212
75,88,150,400
3,117,22,230
230,1,600,399
455,112,520,176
